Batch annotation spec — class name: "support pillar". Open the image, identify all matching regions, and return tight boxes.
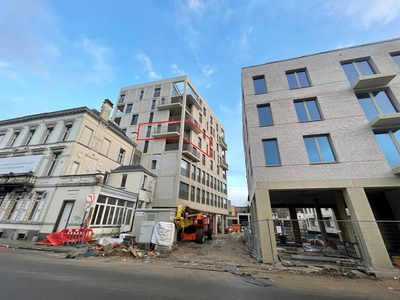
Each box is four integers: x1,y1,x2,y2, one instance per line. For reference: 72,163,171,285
314,200,329,243
289,207,302,244
221,215,225,234
254,189,278,264
213,213,217,235
343,187,392,270
333,192,355,243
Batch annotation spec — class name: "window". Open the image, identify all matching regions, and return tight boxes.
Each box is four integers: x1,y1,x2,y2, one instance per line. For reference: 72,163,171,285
131,115,139,125
201,190,205,204
27,192,46,221
253,75,267,94
199,113,203,123
257,105,273,126
139,90,144,100
294,99,322,122
61,124,72,142
157,124,161,133
286,70,310,89
375,130,400,167
142,175,147,189
342,60,375,85
90,195,134,227
154,88,161,97
117,148,125,164
149,112,154,122
198,137,202,148
25,129,36,145
391,53,400,68
126,104,133,113
304,135,336,163
197,168,201,182
143,141,149,153
181,159,190,177
43,127,53,143
206,192,209,205
9,131,19,147
47,152,61,176
357,91,397,121
196,188,200,203
70,162,79,174
202,154,206,166
151,100,156,110
161,98,165,105
103,172,110,184
151,160,157,169
179,182,189,200
191,165,196,180
146,126,151,137
206,173,209,186
121,174,127,187
210,116,213,125
119,94,125,103
262,139,280,166
191,186,195,202
122,129,127,134
201,170,205,184
210,160,213,170
6,192,25,220
203,107,207,116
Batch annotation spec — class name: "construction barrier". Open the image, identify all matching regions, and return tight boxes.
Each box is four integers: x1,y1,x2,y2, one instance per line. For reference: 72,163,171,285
61,228,94,245
232,224,241,232
38,228,94,246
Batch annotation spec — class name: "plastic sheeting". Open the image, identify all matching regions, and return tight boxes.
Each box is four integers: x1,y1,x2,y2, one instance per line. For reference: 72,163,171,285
150,222,175,248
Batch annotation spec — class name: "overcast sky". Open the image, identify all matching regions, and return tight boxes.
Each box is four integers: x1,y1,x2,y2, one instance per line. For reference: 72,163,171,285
1,0,399,206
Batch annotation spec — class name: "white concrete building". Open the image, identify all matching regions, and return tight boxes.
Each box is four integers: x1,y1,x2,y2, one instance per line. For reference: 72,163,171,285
242,39,400,269
111,76,229,231
0,100,155,240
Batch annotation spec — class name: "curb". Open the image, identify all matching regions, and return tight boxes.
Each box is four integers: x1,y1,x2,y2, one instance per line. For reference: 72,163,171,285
0,243,70,254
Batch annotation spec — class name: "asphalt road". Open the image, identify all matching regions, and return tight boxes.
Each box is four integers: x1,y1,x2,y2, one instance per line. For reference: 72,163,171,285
0,247,368,300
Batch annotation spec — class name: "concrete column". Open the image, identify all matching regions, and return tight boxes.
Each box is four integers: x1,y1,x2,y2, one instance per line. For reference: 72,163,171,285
213,213,217,235
254,189,278,264
314,200,329,243
289,207,302,244
221,215,225,234
333,192,355,243
343,187,392,270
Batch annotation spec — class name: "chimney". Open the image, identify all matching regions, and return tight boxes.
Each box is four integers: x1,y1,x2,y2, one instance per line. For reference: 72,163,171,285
100,99,113,121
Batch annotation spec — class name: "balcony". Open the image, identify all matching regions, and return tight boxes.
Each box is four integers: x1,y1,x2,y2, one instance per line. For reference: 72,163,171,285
369,113,400,128
182,143,201,162
165,142,179,152
184,113,201,134
158,96,183,114
219,136,228,150
152,124,180,138
0,174,36,190
392,166,400,175
352,72,396,90
219,159,229,170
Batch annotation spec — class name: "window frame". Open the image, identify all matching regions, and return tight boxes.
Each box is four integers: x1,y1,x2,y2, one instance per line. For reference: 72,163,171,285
262,139,281,166
257,104,273,126
341,58,376,85
294,98,322,122
253,75,267,94
303,134,337,164
286,69,311,89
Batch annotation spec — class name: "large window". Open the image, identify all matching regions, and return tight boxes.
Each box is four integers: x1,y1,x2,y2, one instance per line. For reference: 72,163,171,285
357,91,397,121
181,159,190,177
146,126,152,137
118,94,125,103
286,70,310,89
190,186,195,202
27,192,46,221
131,115,138,125
25,129,36,145
120,174,127,187
61,124,72,142
294,99,321,122
391,53,400,68
90,195,134,227
139,90,144,100
117,148,125,164
151,100,156,110
375,130,400,167
43,127,53,143
257,105,273,126
154,88,161,97
253,76,267,94
9,131,19,147
144,141,149,153
262,139,280,166
179,182,189,200
304,135,336,163
126,104,132,113
47,152,61,176
342,60,375,85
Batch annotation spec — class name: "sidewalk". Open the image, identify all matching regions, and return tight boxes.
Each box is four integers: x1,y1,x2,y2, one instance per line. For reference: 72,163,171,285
0,238,85,253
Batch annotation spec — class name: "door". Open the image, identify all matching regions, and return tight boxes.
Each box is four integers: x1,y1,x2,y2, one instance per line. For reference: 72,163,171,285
55,201,74,232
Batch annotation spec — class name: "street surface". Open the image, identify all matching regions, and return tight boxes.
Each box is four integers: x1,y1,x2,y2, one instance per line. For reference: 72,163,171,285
0,247,385,300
